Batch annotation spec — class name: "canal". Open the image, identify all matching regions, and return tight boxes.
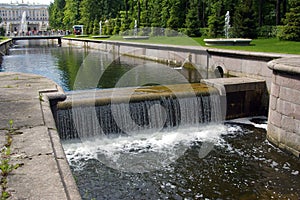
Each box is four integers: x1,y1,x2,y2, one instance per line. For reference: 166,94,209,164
0,39,299,199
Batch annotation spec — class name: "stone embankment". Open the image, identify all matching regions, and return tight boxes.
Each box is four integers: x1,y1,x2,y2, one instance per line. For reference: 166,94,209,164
268,57,300,157
0,72,81,199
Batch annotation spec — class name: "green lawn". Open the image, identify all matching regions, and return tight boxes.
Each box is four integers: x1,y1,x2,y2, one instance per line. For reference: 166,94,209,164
109,35,201,46
64,35,300,55
193,37,300,55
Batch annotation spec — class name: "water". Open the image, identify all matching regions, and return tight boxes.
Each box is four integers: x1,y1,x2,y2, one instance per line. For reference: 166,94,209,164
57,94,222,139
0,40,204,91
63,120,300,199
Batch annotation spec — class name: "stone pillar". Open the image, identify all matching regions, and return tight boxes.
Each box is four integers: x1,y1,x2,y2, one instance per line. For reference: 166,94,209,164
267,57,300,157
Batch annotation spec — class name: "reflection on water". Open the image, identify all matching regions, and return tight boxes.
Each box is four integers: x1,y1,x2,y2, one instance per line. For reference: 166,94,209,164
64,121,300,200
0,40,206,91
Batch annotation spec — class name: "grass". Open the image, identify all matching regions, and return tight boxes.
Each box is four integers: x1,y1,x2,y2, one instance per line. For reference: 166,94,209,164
63,35,300,55
194,37,300,55
1,120,22,199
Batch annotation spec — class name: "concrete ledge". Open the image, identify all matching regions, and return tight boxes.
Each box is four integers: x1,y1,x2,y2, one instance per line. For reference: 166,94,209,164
268,57,300,75
57,83,217,110
0,72,81,199
204,38,252,46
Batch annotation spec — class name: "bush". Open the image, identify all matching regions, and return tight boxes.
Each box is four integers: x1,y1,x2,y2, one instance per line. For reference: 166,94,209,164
165,28,181,37
278,1,300,41
200,28,209,37
258,26,278,38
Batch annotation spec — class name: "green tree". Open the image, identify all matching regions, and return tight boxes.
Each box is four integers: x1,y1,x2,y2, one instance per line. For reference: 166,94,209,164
185,0,201,37
279,0,300,41
140,0,150,27
63,0,82,29
207,0,223,37
167,0,186,30
149,0,162,27
149,0,163,36
79,0,100,33
160,0,171,28
113,17,121,35
92,18,99,35
232,0,258,38
49,0,66,29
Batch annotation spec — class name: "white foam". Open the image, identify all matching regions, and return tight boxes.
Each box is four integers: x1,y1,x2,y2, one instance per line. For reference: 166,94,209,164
63,124,227,172
227,116,268,130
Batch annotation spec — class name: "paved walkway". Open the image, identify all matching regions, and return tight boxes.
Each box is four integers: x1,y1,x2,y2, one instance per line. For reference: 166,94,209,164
0,72,81,199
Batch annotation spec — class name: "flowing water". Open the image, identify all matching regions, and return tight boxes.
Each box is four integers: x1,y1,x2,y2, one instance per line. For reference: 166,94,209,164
63,120,300,200
57,94,222,139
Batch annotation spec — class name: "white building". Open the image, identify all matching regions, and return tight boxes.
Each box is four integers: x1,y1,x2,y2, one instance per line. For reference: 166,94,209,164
0,2,49,35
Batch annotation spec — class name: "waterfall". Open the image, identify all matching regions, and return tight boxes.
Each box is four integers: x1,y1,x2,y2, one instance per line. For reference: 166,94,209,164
56,93,222,140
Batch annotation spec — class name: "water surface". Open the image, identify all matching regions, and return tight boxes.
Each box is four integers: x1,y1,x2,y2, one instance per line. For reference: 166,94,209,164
0,40,205,91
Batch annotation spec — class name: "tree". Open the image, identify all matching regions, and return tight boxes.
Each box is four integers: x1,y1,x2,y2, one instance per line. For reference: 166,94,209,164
140,0,150,27
207,0,223,37
167,0,186,30
279,0,300,41
276,0,282,25
113,17,121,35
92,18,99,35
232,0,258,38
49,0,66,29
160,0,171,28
63,0,82,29
185,0,201,37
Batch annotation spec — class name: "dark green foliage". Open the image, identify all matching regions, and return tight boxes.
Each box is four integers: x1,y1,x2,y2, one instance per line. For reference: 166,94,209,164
49,0,66,29
63,0,82,29
167,0,186,30
278,0,300,41
232,0,258,38
48,0,294,38
185,0,201,37
113,18,121,35
92,19,99,35
258,26,279,38
207,1,224,37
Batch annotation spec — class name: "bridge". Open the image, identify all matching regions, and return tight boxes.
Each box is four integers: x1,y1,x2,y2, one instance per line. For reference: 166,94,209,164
10,35,64,46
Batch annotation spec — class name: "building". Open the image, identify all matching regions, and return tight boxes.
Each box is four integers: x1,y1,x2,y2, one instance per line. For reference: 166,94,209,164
0,2,49,35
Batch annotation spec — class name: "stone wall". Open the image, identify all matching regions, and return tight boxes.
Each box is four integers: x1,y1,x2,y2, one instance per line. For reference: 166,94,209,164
267,57,300,157
62,38,294,91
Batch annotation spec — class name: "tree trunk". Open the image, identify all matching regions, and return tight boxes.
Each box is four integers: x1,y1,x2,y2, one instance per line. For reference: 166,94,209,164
125,0,128,18
258,0,264,26
197,0,201,22
137,0,140,26
276,0,281,25
202,0,206,27
282,0,287,18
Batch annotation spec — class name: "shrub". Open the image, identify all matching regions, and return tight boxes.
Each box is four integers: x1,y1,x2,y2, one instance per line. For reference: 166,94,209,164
258,26,278,38
278,0,300,41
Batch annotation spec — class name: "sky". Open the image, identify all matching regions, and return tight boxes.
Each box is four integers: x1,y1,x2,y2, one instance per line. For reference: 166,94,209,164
1,0,53,5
